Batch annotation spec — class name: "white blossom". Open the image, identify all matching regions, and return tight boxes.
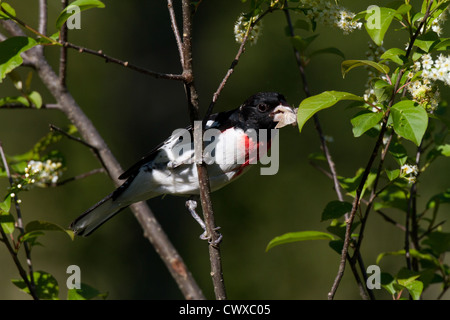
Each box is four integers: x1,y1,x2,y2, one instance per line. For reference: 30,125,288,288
234,14,262,45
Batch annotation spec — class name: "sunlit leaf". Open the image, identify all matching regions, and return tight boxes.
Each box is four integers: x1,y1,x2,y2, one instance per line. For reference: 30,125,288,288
266,231,334,251
0,37,37,82
297,91,363,132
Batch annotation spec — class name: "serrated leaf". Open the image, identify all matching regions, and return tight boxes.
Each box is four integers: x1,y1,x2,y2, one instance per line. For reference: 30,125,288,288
297,91,363,132
56,0,105,29
364,7,397,46
351,110,384,137
391,100,428,146
321,200,352,221
341,59,390,78
0,37,37,82
266,231,334,251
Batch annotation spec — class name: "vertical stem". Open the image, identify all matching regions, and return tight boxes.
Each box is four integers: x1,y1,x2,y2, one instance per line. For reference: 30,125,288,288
180,0,226,300
59,0,68,86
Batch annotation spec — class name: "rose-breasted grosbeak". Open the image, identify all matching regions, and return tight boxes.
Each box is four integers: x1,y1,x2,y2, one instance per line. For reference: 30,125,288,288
70,92,295,236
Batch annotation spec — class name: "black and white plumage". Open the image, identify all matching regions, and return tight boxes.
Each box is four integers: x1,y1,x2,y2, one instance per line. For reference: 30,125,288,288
70,92,295,236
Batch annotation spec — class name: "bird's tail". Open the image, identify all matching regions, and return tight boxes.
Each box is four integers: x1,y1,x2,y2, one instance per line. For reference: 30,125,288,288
70,193,127,236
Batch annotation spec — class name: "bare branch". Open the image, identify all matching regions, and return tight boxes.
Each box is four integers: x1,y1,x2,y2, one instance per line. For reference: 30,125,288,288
38,0,47,39
167,0,185,67
61,41,185,81
178,0,227,300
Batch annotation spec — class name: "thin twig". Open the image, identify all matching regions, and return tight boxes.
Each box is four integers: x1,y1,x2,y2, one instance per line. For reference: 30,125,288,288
0,103,59,109
59,0,68,86
61,41,185,81
167,0,185,67
51,168,106,187
177,0,227,300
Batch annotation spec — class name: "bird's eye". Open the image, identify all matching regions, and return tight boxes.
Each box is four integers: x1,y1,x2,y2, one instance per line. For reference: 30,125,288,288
257,104,268,112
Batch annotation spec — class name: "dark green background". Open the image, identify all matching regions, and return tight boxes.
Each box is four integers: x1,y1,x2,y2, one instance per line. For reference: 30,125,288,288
1,0,449,299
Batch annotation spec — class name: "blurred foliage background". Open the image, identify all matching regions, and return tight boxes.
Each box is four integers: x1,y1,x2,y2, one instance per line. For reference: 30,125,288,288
1,0,449,299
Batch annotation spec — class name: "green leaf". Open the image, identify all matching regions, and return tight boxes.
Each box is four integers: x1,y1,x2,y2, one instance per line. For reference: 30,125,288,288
328,240,344,254
391,100,428,146
374,185,408,212
436,144,450,157
0,194,15,234
0,95,30,107
310,47,345,60
389,141,408,165
0,37,37,82
327,221,360,240
427,189,450,209
297,91,363,132
28,91,42,109
404,279,423,300
56,0,105,29
321,200,352,221
374,79,394,103
422,232,450,255
376,249,440,266
413,34,447,53
25,220,74,240
67,283,108,300
0,2,16,19
12,271,59,300
338,168,377,198
266,231,334,251
351,110,384,137
385,168,400,181
341,59,390,78
380,48,407,65
364,7,397,46
380,272,396,295
289,34,319,52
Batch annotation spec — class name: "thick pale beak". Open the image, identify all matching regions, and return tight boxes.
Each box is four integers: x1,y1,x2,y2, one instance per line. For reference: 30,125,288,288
271,104,297,129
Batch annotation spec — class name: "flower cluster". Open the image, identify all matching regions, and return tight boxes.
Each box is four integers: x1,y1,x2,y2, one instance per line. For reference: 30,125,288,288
405,53,450,112
23,159,63,187
234,14,262,45
401,164,419,184
428,8,448,36
302,0,362,34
